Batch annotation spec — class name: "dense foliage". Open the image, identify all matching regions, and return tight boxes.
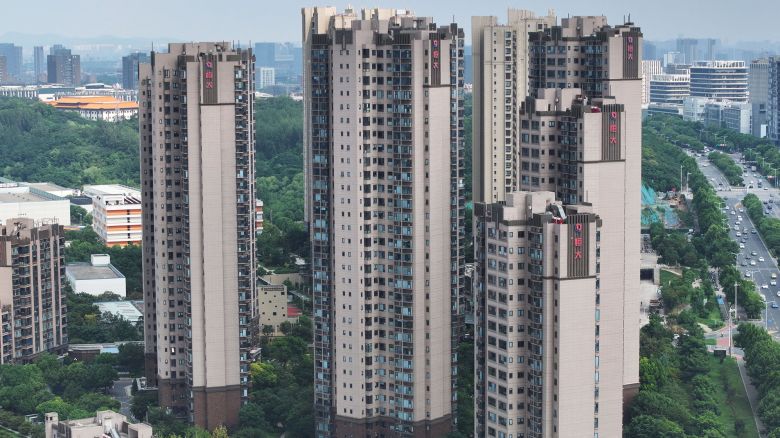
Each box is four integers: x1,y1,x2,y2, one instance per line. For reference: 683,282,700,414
65,227,143,299
707,151,744,186
0,354,119,426
735,323,780,437
625,312,757,437
66,291,142,343
0,97,139,187
254,97,308,269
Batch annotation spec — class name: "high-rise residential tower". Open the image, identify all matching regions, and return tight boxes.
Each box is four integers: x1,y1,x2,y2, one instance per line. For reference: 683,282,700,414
47,45,80,86
641,60,662,104
472,9,557,204
750,58,770,137
123,52,149,90
474,17,642,438
768,58,780,145
302,7,465,437
34,46,45,84
0,218,67,364
0,44,22,81
139,42,256,430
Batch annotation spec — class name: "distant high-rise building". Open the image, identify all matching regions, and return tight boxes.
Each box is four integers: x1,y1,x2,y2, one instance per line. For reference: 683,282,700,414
254,42,275,67
471,8,557,203
689,60,748,102
0,43,22,81
474,16,642,438
767,58,780,145
705,38,718,61
303,7,465,437
139,42,256,430
0,56,6,84
750,58,770,137
34,46,45,83
122,52,149,90
47,45,80,86
650,74,691,105
643,40,658,61
676,37,698,64
257,67,275,90
641,60,663,104
0,218,67,364
663,51,684,68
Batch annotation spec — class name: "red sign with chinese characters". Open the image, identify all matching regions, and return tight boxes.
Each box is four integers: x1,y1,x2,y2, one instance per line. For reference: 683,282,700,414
626,36,634,61
431,39,440,71
573,223,583,260
204,61,214,89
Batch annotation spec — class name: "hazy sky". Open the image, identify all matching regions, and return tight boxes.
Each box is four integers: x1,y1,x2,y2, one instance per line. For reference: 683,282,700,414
2,0,779,43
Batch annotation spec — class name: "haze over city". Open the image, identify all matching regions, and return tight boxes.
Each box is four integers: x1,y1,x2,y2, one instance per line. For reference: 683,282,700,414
1,0,779,43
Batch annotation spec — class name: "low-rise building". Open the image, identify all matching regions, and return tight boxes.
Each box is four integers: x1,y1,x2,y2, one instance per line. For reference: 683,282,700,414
0,179,70,226
256,279,298,336
45,410,152,438
66,254,126,297
47,96,138,122
83,185,141,247
0,218,67,364
95,300,142,323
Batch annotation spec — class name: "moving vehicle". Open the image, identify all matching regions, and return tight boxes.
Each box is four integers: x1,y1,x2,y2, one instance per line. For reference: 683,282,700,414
740,243,745,249
773,302,779,309
752,251,758,256
762,284,769,289
772,273,777,279
759,257,766,262
772,280,777,286
751,260,757,266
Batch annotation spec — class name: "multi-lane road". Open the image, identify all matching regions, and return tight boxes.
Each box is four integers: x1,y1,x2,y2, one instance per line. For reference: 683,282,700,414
692,151,780,336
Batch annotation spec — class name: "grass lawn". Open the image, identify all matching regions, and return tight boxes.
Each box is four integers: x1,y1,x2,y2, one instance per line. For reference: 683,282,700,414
705,338,717,345
707,356,759,438
660,269,682,288
699,306,725,330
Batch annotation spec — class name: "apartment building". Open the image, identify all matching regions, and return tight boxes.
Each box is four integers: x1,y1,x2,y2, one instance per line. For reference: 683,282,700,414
475,192,602,438
472,9,557,203
767,58,780,145
689,60,748,102
749,59,770,138
122,52,149,90
0,44,22,81
139,42,256,430
84,185,142,247
0,218,67,364
473,16,642,437
47,45,81,87
302,7,465,437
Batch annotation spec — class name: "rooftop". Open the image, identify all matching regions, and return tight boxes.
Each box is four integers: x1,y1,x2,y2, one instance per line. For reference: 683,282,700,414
47,96,138,111
66,262,125,281
0,186,65,203
95,301,142,323
82,184,141,197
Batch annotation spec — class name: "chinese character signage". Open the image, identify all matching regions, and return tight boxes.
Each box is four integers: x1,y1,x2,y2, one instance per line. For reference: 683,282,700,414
430,38,441,86
202,55,218,104
567,217,590,278
623,33,640,78
601,104,623,161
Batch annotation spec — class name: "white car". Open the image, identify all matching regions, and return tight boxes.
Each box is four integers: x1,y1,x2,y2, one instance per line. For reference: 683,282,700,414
745,271,752,277
736,232,742,237
739,208,744,213
777,291,780,297
740,243,746,249
762,284,769,289
731,210,736,215
771,280,777,286
759,257,766,262
751,260,757,266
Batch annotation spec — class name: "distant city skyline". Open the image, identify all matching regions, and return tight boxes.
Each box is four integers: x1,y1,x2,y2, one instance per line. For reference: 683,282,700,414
0,0,779,44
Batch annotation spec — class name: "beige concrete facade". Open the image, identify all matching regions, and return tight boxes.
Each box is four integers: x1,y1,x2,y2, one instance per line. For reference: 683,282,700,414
474,17,642,438
472,9,557,204
303,7,465,437
0,218,67,364
475,193,602,438
139,42,256,430
257,281,293,337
